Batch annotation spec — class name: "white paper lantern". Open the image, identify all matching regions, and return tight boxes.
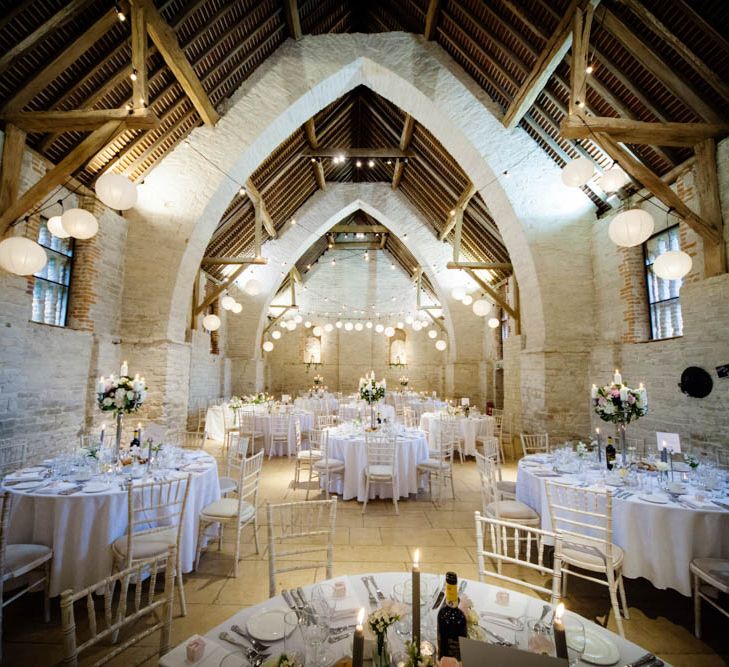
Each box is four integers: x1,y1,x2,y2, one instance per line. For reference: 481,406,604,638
428,329,438,339
95,172,138,210
561,156,594,187
304,321,312,328
287,320,297,331
244,279,261,296
272,330,282,340
47,215,70,239
335,321,343,329
221,295,236,310
384,326,395,337
397,322,404,329
231,302,242,314
0,237,47,275
405,315,414,324
312,325,323,337
280,320,288,328
375,324,384,333
61,208,98,239
324,323,334,332
294,315,303,324
202,314,221,331
608,209,655,248
488,317,500,329
461,294,473,306
344,322,354,331
354,322,363,331
262,341,274,352
599,165,629,194
412,321,422,331
435,339,447,351
451,287,465,301
653,250,692,280
472,298,491,317
365,321,373,329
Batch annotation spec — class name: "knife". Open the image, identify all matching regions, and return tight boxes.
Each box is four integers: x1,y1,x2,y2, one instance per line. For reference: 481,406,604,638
623,653,655,667
368,575,385,600
296,586,317,623
432,589,445,610
361,576,378,605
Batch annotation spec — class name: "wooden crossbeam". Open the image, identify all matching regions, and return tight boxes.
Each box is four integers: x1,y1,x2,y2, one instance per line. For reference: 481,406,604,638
131,0,148,108
439,183,476,240
694,139,726,277
560,115,729,147
0,120,125,236
0,124,26,216
424,0,441,40
594,131,721,244
391,159,405,190
303,118,326,190
392,114,415,190
137,0,219,126
200,256,268,266
301,147,413,159
194,265,246,315
569,4,595,116
0,108,158,133
330,224,388,234
464,268,519,321
421,308,446,335
601,8,721,123
446,261,514,271
263,307,292,336
283,0,302,40
245,178,276,238
331,242,383,250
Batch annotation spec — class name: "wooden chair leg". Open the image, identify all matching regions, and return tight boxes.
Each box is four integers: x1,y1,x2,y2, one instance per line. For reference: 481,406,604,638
177,553,187,617
618,572,630,619
43,559,51,623
608,580,624,637
693,572,702,639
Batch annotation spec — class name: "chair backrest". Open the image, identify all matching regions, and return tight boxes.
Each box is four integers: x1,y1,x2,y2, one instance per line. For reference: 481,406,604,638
0,442,26,475
475,452,499,511
316,414,336,429
432,427,455,464
474,511,559,604
266,497,337,596
239,411,257,433
402,407,417,428
181,431,205,450
365,433,397,473
123,475,191,566
60,546,176,666
480,435,501,463
270,414,290,436
520,433,549,457
293,419,302,453
226,434,250,475
545,481,615,565
0,491,10,599
235,450,264,518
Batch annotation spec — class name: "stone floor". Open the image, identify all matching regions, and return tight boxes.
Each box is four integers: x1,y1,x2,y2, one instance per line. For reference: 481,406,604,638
4,448,728,666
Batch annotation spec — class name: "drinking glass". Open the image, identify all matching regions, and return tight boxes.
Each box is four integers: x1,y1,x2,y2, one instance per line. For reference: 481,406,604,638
283,610,305,663
562,615,586,666
391,581,412,637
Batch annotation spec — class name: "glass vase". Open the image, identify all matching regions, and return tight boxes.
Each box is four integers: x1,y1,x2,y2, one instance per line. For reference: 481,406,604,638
114,412,123,465
370,403,376,431
372,634,391,667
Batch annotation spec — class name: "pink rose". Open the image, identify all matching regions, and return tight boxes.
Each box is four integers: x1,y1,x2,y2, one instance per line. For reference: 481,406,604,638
458,594,473,613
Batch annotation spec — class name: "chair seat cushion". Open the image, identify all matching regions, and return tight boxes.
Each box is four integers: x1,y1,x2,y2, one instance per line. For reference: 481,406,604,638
560,541,624,571
219,476,237,495
690,558,729,593
297,449,322,460
485,500,539,521
366,464,394,477
418,458,448,470
497,480,517,495
112,527,177,560
314,458,344,471
3,544,52,580
201,499,255,522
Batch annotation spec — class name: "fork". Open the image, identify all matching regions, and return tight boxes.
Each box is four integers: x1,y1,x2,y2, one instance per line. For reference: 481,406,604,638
361,576,377,606
368,576,385,600
219,631,269,662
230,624,269,653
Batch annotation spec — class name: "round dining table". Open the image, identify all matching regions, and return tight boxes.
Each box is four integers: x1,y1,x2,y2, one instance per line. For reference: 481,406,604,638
420,412,495,456
159,571,666,667
325,425,429,501
338,401,396,424
3,450,220,597
516,454,729,596
294,395,339,415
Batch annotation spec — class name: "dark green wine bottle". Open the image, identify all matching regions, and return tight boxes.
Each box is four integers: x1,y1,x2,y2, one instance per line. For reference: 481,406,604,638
437,571,467,660
606,436,616,470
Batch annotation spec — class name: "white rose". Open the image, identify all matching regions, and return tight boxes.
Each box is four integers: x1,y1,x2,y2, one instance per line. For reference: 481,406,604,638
103,397,113,406
115,387,126,399
126,390,135,400
115,396,125,408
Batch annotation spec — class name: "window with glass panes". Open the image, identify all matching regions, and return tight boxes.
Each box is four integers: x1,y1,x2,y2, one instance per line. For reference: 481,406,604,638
32,216,74,327
643,225,683,340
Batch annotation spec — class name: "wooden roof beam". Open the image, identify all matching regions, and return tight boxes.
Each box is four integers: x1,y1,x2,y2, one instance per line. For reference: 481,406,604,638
131,0,148,109
569,4,595,116
301,147,413,159
283,0,302,40
303,118,326,191
439,183,476,241
464,268,519,321
1,108,159,133
392,113,414,189
194,264,246,315
423,0,441,40
446,261,514,271
0,124,26,216
245,178,276,239
137,0,219,126
201,256,268,266
330,224,389,234
694,139,726,277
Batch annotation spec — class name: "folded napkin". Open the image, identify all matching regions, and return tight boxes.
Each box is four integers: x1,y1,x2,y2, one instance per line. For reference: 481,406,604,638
159,634,230,667
4,474,46,483
35,482,76,495
329,595,361,622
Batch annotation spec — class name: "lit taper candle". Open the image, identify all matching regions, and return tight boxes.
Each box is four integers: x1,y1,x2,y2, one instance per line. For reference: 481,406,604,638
412,548,421,652
553,602,569,660
352,608,365,667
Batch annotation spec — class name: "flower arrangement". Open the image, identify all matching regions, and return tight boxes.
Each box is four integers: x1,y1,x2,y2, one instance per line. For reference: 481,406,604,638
684,453,700,469
576,441,589,458
244,392,274,404
399,376,409,387
591,382,648,425
359,371,386,404
404,640,436,667
262,655,303,667
97,373,147,416
80,445,99,459
229,395,243,410
313,374,324,386
458,594,484,640
368,600,402,665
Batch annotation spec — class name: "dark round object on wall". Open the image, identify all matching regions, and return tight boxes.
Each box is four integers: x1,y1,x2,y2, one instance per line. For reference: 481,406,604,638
678,366,713,398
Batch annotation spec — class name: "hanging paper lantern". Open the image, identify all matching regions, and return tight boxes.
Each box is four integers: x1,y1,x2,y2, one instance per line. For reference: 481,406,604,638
561,156,594,187
221,295,236,310
335,321,343,329
61,208,98,239
451,286,465,300
287,320,297,331
435,339,447,351
599,165,629,194
653,250,692,280
231,302,242,314
365,321,373,329
262,341,274,352
95,172,138,210
375,324,384,333
397,321,404,329
488,317,500,329
354,322,364,331
202,314,221,331
384,326,395,337
47,215,70,239
0,237,47,275
272,330,282,340
344,322,354,331
324,323,334,332
428,329,438,339
461,294,473,306
304,321,312,328
294,315,303,324
405,315,414,324
472,298,491,317
608,209,655,247
244,279,261,296
412,321,423,331
312,325,323,337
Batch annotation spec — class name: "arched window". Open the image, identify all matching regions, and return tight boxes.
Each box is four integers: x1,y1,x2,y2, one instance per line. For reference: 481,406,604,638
304,335,322,364
389,330,406,365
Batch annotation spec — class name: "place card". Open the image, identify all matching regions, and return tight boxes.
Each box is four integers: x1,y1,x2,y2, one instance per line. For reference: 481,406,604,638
459,638,567,666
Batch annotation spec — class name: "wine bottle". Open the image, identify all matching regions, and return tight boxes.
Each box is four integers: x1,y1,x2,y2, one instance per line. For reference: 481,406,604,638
437,571,467,660
606,436,616,470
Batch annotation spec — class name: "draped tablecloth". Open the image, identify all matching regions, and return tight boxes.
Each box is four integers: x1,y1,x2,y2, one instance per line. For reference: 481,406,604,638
325,427,429,501
205,404,314,455
419,412,494,456
516,456,729,596
294,396,339,415
338,401,396,424
6,453,220,597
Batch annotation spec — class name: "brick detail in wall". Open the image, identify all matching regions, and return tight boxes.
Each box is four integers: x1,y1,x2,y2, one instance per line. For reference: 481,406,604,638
618,245,649,343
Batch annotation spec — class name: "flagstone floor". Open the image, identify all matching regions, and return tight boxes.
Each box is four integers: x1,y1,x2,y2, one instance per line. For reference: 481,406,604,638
4,445,728,666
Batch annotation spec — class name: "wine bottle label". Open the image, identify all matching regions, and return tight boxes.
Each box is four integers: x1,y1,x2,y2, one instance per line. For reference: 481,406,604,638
444,581,458,605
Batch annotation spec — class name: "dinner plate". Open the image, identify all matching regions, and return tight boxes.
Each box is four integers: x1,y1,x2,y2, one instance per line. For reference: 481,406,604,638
246,608,292,642
184,464,211,473
20,466,47,474
678,494,716,509
37,482,76,494
639,493,668,504
572,627,620,665
82,482,111,494
9,480,45,491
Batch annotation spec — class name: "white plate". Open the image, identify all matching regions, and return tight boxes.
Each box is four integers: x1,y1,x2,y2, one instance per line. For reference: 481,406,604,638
9,481,44,491
20,466,47,474
184,464,211,473
572,627,620,665
639,493,668,504
37,482,76,494
82,482,111,494
678,494,715,509
246,608,292,642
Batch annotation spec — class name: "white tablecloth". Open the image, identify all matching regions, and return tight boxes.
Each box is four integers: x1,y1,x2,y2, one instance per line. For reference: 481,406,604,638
205,405,314,455
420,412,494,456
6,452,220,597
161,572,666,667
338,401,396,424
516,456,729,596
294,396,339,415
325,427,429,501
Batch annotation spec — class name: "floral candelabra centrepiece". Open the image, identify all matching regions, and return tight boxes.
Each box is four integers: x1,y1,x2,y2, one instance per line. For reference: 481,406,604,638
96,360,147,464
592,369,648,465
359,370,386,430
244,392,274,405
399,376,409,389
313,374,324,386
368,600,402,667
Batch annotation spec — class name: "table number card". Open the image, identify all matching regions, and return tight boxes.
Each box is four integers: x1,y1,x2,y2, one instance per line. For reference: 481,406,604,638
656,432,681,453
459,638,568,666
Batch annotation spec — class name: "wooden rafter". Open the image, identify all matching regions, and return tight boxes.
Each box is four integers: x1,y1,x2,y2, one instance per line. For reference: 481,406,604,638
283,0,302,40
245,178,276,238
303,119,326,191
0,120,126,236
201,256,268,266
392,113,414,189
424,0,441,40
439,183,476,241
0,109,159,133
301,147,413,159
137,0,219,126
0,125,27,216
464,268,518,322
446,261,513,271
330,224,388,234
569,4,595,116
694,139,726,277
131,0,148,109
194,264,248,315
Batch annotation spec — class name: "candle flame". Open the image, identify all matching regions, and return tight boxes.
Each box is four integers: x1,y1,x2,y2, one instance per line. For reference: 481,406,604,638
596,427,600,434
555,602,565,620
615,369,619,374
137,423,142,429
101,423,106,430
639,382,644,389
357,608,365,625
414,548,420,567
